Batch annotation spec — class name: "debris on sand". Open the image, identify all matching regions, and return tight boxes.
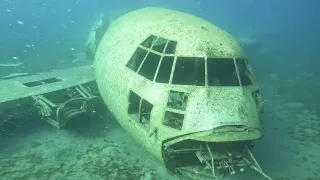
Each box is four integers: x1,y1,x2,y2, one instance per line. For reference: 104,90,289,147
0,62,24,67
0,72,29,80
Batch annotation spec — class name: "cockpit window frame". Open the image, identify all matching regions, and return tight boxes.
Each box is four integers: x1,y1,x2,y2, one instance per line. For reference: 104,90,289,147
126,35,256,87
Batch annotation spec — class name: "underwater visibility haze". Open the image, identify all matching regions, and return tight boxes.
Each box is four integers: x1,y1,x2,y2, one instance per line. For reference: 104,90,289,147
0,0,319,180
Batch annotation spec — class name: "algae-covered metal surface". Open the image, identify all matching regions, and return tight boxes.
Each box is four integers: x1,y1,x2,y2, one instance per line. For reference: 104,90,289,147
0,65,97,129
0,65,94,103
94,7,269,179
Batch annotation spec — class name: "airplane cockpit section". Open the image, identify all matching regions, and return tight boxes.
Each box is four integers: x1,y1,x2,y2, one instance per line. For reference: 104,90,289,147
94,7,271,180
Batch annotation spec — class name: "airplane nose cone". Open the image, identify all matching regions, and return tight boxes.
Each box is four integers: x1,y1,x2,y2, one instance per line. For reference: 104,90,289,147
183,87,262,134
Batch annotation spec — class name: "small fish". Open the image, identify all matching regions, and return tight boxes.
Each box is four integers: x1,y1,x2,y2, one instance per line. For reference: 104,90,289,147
17,21,24,25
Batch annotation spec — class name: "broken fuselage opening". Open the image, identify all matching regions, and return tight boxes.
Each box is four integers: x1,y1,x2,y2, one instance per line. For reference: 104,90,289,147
162,136,270,180
163,139,251,168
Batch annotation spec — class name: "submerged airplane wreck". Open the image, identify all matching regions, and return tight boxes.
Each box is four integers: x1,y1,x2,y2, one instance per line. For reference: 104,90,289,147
93,7,272,180
0,7,272,180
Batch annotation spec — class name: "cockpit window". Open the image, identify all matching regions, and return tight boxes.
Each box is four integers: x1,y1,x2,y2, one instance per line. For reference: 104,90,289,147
167,90,188,110
140,35,177,54
138,52,161,81
155,56,174,83
151,37,167,53
126,47,148,72
207,58,239,86
236,58,253,86
163,90,188,130
127,35,254,87
164,111,184,130
128,90,153,130
126,35,177,81
140,35,157,48
164,41,177,54
172,57,205,86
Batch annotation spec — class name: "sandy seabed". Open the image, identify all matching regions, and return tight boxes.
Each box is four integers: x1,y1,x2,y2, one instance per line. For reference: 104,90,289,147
0,89,319,180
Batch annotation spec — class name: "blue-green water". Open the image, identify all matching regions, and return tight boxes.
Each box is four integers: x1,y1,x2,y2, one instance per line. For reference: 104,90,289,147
0,1,319,180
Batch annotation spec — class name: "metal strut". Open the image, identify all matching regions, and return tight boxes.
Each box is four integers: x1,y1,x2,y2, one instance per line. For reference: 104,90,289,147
246,145,273,180
192,143,273,180
32,84,97,129
32,95,60,128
